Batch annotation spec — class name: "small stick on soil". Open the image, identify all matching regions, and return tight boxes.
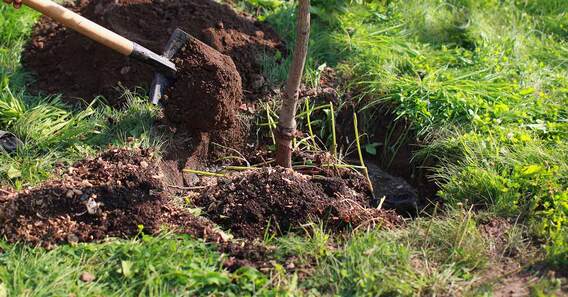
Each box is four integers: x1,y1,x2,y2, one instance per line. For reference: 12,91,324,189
353,217,389,232
322,164,367,170
183,168,225,177
376,195,386,210
223,166,260,172
166,184,208,190
336,198,368,212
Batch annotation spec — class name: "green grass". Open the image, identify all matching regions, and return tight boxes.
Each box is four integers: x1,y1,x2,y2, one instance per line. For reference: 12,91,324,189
0,233,291,296
1,211,562,296
1,1,567,296
266,210,555,296
0,5,160,189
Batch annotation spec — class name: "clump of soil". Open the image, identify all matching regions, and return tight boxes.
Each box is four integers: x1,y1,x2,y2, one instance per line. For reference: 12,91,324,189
164,36,242,132
23,0,283,104
196,167,402,239
0,148,222,247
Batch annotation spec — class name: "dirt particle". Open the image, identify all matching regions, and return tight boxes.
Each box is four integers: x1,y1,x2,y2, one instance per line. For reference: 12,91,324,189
65,190,74,198
67,234,79,244
79,272,96,283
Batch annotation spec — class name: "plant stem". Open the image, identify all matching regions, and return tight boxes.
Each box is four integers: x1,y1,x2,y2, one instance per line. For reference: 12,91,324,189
275,0,311,168
305,98,318,149
354,112,374,194
329,102,337,159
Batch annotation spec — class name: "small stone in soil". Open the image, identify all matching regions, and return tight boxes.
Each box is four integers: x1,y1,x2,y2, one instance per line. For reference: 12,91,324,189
80,272,96,283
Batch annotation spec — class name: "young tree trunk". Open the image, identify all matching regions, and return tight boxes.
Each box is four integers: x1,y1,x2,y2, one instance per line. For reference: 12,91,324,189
276,0,311,168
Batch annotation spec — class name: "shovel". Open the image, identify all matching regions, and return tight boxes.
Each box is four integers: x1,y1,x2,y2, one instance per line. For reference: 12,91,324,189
19,0,191,103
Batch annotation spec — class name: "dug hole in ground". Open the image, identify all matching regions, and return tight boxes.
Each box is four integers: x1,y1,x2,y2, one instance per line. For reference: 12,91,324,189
1,0,424,270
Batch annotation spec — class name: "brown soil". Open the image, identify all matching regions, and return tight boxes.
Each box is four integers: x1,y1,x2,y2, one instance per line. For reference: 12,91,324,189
164,36,242,132
23,0,283,105
472,218,567,296
0,148,223,248
0,148,400,270
195,167,402,239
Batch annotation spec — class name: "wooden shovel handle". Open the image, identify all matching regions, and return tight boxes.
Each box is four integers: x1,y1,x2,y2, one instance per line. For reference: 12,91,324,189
22,0,134,56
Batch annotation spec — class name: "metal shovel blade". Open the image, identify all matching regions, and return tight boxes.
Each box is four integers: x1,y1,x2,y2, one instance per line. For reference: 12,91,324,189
149,28,192,104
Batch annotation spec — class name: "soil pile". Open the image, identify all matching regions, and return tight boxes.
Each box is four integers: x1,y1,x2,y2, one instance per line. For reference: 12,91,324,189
164,36,242,131
0,148,221,247
23,0,283,104
196,167,402,239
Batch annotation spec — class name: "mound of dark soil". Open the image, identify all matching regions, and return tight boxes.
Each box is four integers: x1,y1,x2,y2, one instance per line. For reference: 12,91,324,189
196,167,402,239
164,36,242,132
23,0,283,104
0,148,221,247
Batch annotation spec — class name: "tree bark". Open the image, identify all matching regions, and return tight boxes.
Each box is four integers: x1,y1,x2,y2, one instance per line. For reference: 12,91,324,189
276,0,310,168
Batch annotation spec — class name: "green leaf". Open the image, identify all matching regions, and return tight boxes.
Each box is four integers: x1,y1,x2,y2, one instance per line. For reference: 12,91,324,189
121,260,134,278
0,283,7,297
521,164,543,176
247,0,282,9
193,271,230,286
7,165,21,179
365,142,382,155
519,87,535,96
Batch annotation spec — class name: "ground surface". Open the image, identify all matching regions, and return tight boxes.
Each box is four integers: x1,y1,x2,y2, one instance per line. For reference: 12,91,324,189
0,0,567,296
0,149,223,246
23,0,283,104
0,148,399,245
196,167,400,238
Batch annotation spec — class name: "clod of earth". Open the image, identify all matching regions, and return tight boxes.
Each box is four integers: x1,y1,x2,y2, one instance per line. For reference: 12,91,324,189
196,167,402,239
23,0,283,105
163,35,242,132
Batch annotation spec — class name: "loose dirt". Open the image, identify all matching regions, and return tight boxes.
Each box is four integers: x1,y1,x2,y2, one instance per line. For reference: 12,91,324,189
164,35,242,132
23,0,283,104
0,148,400,270
196,167,402,239
0,148,223,247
